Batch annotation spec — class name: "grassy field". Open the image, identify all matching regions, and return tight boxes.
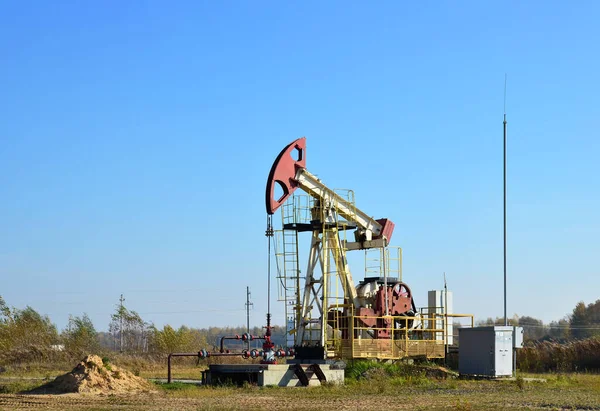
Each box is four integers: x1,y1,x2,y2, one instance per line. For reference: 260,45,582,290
1,371,600,410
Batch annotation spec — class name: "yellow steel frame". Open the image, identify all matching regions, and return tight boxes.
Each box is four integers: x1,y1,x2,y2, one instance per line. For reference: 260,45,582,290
319,188,355,351
364,247,403,280
328,312,474,360
275,191,474,361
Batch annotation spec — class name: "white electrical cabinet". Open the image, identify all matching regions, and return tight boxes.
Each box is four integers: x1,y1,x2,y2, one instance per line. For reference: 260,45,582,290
459,326,516,377
286,318,295,348
428,290,453,345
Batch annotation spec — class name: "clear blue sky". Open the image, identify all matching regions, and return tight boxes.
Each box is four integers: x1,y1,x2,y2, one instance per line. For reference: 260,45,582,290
1,1,598,332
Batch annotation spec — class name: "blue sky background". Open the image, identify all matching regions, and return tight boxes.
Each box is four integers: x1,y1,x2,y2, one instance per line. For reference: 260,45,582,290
1,1,598,332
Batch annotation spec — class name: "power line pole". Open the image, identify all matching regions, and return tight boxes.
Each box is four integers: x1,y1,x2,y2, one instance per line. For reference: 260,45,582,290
503,75,508,327
245,286,253,350
119,294,125,353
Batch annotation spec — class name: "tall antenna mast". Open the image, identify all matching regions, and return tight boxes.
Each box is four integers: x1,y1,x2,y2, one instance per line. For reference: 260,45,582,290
503,74,508,327
444,272,448,360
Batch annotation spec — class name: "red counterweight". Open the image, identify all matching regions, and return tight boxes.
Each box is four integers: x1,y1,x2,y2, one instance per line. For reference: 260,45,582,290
266,137,306,215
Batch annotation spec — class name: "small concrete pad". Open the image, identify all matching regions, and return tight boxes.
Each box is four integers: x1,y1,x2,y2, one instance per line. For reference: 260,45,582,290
205,363,344,387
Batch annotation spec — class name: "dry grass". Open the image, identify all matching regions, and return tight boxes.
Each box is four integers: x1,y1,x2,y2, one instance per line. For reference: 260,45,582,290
2,370,600,410
0,352,253,381
154,373,600,410
518,337,600,372
2,352,600,409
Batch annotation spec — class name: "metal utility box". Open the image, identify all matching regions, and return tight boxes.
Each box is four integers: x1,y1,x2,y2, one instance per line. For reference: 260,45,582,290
513,326,524,348
459,326,514,377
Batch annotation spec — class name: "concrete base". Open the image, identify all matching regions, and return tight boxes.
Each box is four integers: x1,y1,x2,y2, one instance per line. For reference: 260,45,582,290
204,364,344,387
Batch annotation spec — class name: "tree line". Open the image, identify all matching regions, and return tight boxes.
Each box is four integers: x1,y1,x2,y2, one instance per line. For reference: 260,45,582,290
0,295,285,364
475,299,600,341
2,294,599,364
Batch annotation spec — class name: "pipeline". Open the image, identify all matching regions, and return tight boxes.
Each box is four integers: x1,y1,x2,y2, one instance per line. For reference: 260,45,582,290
219,333,262,353
167,351,238,383
167,347,295,383
215,325,296,363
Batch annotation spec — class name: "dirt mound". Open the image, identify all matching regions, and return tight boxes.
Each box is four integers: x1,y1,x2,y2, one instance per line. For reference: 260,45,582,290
29,355,153,394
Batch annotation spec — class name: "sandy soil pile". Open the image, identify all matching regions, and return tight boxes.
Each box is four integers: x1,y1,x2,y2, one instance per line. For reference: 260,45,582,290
32,354,152,394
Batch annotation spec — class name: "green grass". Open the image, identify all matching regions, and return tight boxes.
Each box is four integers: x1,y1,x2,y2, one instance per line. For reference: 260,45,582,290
0,363,71,378
155,381,197,391
0,378,48,394
345,359,450,382
140,365,205,379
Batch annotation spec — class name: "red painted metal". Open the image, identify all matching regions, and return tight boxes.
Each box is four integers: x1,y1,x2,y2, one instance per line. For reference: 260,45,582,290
375,283,413,316
212,316,280,363
265,137,306,215
261,312,277,364
375,218,395,243
355,282,415,338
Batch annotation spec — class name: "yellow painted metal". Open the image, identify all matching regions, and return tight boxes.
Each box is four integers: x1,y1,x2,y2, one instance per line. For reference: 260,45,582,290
329,313,474,360
364,247,403,280
275,195,312,344
274,188,474,361
321,189,359,353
